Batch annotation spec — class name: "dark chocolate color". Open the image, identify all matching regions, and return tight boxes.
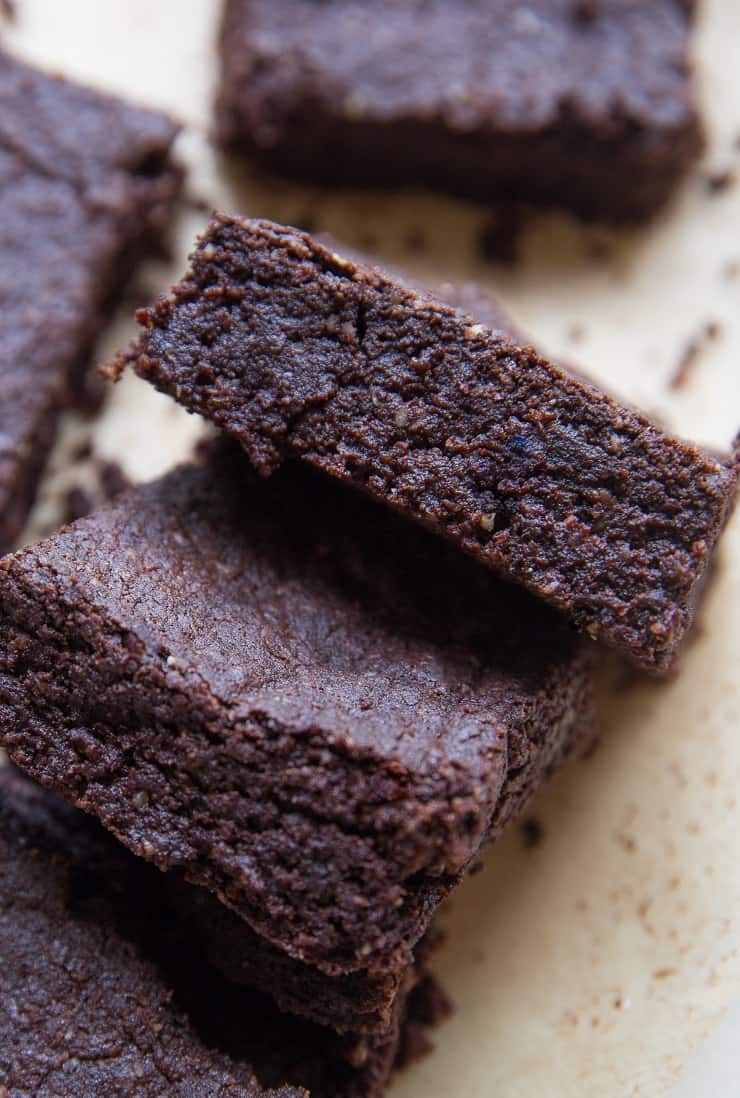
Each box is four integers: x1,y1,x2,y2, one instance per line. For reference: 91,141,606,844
0,766,297,1098
0,50,181,552
0,443,592,978
0,765,442,1098
215,0,703,222
124,216,738,670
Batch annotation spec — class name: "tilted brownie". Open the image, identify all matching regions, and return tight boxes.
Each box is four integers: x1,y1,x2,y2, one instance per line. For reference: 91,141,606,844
0,50,181,552
119,216,738,671
0,443,592,986
0,765,442,1098
215,0,703,223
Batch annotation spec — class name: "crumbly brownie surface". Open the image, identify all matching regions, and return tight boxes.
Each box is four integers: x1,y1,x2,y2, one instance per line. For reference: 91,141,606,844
123,216,738,671
0,50,181,552
0,765,441,1098
166,873,419,1035
0,766,300,1098
215,0,702,222
0,444,592,976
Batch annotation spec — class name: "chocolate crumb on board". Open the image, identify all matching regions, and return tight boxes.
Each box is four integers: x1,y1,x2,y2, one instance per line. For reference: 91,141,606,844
62,459,131,526
520,817,545,849
99,460,131,499
72,440,94,463
478,208,525,265
63,486,95,525
586,236,614,263
0,0,15,20
406,973,453,1029
293,211,320,235
670,321,722,391
573,0,598,23
705,170,735,195
182,191,212,215
396,976,452,1069
724,259,740,281
404,227,427,254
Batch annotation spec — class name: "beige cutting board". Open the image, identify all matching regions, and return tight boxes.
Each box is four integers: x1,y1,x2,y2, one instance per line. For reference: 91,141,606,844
6,2,740,1095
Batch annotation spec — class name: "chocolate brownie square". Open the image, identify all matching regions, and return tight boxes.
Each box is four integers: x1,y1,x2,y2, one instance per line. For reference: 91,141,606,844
215,0,703,222
0,443,592,986
120,216,738,671
0,50,181,552
0,764,441,1098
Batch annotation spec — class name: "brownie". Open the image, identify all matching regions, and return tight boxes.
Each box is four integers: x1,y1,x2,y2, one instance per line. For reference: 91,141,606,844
165,873,425,1035
0,765,442,1098
0,50,181,552
119,216,738,671
0,764,295,1098
215,0,703,223
0,443,592,983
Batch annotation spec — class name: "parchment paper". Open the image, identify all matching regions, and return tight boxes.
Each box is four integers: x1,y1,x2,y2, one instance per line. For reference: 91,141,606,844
5,2,740,1094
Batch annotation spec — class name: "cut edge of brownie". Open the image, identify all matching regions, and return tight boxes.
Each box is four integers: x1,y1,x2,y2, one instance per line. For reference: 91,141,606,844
117,215,739,671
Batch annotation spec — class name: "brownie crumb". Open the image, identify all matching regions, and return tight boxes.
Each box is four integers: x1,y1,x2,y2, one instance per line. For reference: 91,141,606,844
586,236,613,263
63,486,95,524
396,974,452,1069
0,0,16,20
71,440,94,463
567,323,586,344
396,1025,433,1069
723,258,740,281
478,208,525,265
357,231,379,254
406,974,453,1030
705,170,735,195
669,322,722,391
404,227,427,254
99,460,131,500
520,817,545,849
182,191,212,215
293,212,320,235
573,0,598,24
71,371,108,418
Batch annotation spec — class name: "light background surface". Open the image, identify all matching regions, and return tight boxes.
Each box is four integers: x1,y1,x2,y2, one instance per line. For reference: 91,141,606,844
5,2,740,1095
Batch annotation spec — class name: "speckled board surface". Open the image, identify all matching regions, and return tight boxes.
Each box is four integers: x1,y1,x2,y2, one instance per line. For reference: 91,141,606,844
4,2,740,1095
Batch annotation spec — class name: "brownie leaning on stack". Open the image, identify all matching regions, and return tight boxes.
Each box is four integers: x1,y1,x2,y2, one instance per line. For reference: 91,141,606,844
119,215,738,672
0,50,182,552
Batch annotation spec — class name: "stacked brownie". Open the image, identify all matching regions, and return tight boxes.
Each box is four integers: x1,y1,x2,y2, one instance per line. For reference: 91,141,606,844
2,209,737,1091
0,6,735,1095
0,440,592,1067
0,764,445,1097
0,51,181,552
